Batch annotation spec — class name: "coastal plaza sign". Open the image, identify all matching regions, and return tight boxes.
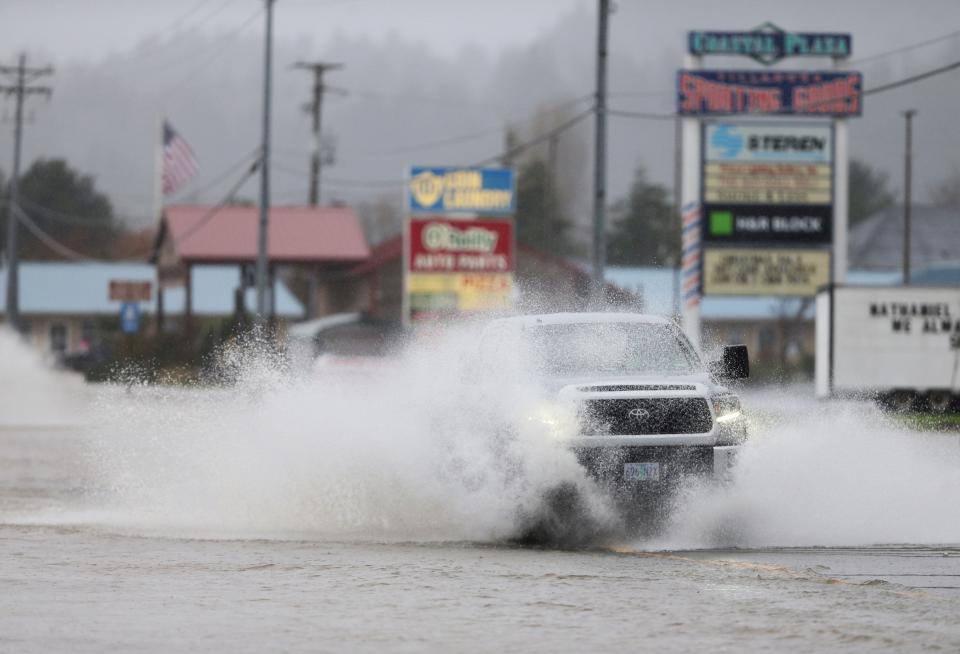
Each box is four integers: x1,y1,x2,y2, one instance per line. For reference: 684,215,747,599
688,24,851,65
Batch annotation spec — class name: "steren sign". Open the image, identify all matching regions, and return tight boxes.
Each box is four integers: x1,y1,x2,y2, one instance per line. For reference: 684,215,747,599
688,23,851,65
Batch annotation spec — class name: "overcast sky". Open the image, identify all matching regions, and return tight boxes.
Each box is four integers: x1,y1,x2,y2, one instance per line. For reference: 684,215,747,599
2,0,960,235
4,0,584,61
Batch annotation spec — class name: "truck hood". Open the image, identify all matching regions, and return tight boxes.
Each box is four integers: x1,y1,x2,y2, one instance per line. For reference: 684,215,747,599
540,371,717,396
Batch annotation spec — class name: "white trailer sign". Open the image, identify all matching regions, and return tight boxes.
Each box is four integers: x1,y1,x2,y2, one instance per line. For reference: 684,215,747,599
815,285,960,399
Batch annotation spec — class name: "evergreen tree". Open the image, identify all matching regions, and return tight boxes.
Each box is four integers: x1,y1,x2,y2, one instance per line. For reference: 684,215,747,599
607,166,676,266
929,163,960,212
1,158,117,260
514,156,577,257
849,158,896,226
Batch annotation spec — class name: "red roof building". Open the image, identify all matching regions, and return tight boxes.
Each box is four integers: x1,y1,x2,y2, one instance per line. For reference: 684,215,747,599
155,205,369,266
151,205,371,327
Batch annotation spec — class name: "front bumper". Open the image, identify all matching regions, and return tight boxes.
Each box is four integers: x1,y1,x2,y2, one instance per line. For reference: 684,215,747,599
572,443,742,487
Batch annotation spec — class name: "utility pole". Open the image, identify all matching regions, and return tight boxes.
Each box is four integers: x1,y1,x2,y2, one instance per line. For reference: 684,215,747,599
902,109,916,285
0,54,52,332
256,0,275,323
591,0,610,301
672,117,682,318
294,61,342,207
544,133,558,250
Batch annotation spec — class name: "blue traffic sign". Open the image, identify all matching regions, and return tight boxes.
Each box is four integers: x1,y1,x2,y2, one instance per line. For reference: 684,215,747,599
120,302,140,334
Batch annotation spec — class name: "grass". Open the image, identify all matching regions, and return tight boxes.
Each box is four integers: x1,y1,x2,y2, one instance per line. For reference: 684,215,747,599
892,411,960,432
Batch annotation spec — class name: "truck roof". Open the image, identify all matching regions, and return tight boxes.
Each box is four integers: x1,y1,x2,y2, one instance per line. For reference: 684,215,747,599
487,312,672,328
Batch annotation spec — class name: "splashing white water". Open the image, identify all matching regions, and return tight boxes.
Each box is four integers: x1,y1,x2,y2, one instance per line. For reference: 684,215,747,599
658,393,960,549
81,329,613,541
40,327,960,548
0,328,87,427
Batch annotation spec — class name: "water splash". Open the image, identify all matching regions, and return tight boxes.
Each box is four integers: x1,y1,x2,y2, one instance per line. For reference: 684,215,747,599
82,327,616,542
656,393,960,549
0,328,87,427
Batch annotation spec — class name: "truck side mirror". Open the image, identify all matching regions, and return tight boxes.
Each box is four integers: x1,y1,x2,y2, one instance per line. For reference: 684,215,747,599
711,344,749,380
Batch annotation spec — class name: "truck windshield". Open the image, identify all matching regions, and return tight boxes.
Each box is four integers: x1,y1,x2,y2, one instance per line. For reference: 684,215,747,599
523,322,698,376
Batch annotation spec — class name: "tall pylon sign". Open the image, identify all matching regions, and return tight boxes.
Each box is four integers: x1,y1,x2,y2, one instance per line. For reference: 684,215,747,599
677,24,861,349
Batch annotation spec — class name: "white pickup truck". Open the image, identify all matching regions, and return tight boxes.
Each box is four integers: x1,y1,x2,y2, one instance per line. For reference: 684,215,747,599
470,312,749,532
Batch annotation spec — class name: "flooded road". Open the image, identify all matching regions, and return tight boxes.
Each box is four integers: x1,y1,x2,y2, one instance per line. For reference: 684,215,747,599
2,381,960,652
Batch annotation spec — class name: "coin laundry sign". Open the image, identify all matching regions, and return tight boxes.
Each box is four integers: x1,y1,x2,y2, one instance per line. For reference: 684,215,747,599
408,166,515,215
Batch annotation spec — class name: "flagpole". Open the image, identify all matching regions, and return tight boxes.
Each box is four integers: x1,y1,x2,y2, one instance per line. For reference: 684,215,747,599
153,114,164,225
153,114,164,334
255,0,275,325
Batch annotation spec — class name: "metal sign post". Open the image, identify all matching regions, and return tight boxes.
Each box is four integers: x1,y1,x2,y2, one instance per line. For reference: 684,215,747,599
680,54,703,349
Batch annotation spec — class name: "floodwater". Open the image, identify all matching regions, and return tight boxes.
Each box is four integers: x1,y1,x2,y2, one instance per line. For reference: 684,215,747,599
2,331,960,652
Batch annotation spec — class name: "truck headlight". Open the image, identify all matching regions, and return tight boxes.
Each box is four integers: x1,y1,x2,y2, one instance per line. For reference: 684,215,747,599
524,403,576,439
712,394,742,423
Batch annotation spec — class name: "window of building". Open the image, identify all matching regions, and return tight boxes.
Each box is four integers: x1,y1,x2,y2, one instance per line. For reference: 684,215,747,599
49,323,67,354
81,319,96,348
758,326,775,354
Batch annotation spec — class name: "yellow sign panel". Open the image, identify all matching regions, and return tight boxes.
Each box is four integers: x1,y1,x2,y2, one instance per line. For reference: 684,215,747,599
704,187,832,204
408,273,513,313
704,162,832,177
704,162,832,205
703,248,831,297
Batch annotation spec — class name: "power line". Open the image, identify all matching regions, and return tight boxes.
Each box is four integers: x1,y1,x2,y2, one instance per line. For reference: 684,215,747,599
159,0,221,34
355,94,593,157
16,197,131,228
1,53,53,330
357,123,507,157
471,105,595,167
11,204,98,262
606,57,960,118
95,0,245,74
864,58,960,96
607,108,675,121
272,163,403,187
852,29,960,65
340,86,507,111
160,7,264,96
174,146,262,198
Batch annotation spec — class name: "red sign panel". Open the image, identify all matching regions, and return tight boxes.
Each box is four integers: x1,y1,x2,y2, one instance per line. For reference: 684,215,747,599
109,280,152,302
677,70,862,117
408,218,513,273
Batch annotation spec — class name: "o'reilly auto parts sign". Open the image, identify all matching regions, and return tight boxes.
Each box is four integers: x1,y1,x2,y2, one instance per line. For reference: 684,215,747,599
703,121,833,244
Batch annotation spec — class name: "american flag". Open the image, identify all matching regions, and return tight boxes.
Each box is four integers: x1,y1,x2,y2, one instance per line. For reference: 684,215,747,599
162,120,199,196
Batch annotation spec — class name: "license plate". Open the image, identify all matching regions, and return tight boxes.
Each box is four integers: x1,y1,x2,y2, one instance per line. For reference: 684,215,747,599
624,462,660,482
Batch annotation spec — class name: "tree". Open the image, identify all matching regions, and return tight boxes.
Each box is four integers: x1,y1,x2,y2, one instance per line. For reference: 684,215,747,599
514,155,577,257
849,158,896,226
1,158,117,260
929,163,960,212
606,165,677,267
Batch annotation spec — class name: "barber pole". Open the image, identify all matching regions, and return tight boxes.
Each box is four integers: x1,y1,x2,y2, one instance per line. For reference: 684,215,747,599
681,203,702,312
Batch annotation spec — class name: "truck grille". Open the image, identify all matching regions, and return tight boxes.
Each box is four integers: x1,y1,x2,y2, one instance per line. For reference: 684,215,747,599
578,398,712,435
577,384,697,393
